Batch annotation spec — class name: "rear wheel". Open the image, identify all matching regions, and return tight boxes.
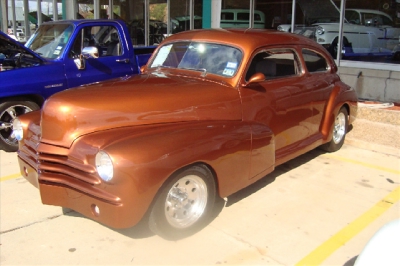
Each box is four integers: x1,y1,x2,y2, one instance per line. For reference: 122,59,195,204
149,165,216,240
0,100,39,152
321,107,348,152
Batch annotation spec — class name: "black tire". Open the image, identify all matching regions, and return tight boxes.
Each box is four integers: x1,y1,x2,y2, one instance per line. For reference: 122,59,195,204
393,51,400,61
149,165,216,240
321,107,348,152
0,100,39,152
329,37,351,59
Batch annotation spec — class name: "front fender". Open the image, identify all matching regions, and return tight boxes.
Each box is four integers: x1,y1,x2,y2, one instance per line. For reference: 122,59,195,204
70,120,258,227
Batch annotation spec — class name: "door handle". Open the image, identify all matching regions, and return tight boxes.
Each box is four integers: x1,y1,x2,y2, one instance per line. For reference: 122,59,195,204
116,58,130,63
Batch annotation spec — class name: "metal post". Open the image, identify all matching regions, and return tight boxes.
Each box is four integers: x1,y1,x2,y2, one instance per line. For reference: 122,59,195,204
108,0,113,19
189,0,194,30
53,0,58,21
290,0,296,33
167,0,170,35
11,0,17,37
144,0,149,46
94,0,100,19
211,0,221,28
37,0,42,26
23,0,30,38
336,0,346,66
73,0,78,19
0,0,7,32
249,0,254,28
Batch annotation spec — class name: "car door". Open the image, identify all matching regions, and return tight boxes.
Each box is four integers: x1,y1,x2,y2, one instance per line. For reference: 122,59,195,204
64,24,134,88
239,47,314,175
300,48,332,137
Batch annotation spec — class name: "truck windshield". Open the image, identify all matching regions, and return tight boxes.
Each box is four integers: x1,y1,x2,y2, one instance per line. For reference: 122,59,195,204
26,23,74,59
149,41,242,77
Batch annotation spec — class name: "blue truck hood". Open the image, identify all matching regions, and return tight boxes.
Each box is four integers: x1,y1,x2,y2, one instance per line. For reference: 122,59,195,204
0,31,43,62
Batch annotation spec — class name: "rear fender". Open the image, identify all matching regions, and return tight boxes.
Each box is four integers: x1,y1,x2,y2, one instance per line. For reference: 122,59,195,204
320,84,357,141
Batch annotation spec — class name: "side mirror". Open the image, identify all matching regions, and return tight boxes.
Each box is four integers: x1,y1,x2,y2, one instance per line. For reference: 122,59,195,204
243,72,265,87
74,54,85,70
74,46,99,70
82,46,99,59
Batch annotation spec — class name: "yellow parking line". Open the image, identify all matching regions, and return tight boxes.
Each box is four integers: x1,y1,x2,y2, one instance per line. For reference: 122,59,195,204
0,173,21,182
322,154,400,175
296,185,400,266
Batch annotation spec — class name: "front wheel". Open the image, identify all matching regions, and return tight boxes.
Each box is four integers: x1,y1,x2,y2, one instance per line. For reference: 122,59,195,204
321,107,348,152
0,100,39,152
149,165,216,240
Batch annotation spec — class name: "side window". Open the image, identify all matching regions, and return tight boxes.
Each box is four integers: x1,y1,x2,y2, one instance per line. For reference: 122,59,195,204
381,15,393,26
345,10,360,24
69,25,122,58
221,12,234,20
246,49,299,81
237,12,250,21
302,49,328,73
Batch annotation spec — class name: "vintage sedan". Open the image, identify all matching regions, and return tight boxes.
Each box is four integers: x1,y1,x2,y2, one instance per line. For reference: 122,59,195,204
15,29,357,239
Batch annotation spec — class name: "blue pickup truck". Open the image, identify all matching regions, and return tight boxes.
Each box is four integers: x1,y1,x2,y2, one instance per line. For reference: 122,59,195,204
0,19,156,152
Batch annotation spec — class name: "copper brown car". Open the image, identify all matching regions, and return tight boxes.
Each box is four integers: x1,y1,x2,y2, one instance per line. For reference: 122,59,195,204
14,29,358,239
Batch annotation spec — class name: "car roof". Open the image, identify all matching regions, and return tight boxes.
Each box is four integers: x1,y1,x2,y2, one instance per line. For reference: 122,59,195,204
166,28,322,52
42,19,123,27
347,8,391,16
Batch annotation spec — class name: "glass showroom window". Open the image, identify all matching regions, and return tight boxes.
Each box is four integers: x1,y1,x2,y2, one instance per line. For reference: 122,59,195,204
274,0,400,65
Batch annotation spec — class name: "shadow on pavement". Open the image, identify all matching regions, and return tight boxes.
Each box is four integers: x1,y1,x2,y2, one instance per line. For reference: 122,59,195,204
63,148,326,240
226,148,325,207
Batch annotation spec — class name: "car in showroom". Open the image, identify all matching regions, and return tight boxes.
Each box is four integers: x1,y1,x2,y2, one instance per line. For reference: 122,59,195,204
15,28,358,239
278,8,400,59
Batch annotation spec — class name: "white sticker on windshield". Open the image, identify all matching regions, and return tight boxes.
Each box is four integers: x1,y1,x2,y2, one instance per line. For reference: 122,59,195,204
222,68,235,76
56,46,63,50
151,44,172,68
226,62,237,69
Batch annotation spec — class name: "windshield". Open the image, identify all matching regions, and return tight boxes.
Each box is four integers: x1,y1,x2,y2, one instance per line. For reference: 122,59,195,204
26,23,74,59
149,41,242,77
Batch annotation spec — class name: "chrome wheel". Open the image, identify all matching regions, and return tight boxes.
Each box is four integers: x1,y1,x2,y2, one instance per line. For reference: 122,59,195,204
0,105,32,146
0,101,39,152
149,165,216,239
332,112,346,144
320,106,348,152
165,174,208,229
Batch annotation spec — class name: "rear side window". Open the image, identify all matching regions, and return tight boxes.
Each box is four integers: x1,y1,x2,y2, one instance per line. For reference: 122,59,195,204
246,49,299,81
237,12,262,21
221,12,234,20
237,13,250,20
302,49,328,73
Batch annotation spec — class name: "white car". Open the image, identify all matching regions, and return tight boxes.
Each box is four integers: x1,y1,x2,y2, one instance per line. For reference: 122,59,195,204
278,9,400,59
7,28,26,42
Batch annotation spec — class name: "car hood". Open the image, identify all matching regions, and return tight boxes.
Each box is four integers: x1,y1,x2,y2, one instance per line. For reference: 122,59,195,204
40,72,242,148
0,31,43,62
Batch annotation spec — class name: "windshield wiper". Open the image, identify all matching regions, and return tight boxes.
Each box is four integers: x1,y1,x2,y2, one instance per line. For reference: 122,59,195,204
180,67,207,77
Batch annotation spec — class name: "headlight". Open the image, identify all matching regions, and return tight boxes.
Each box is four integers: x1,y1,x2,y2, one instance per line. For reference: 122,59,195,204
12,118,23,141
316,26,325,35
95,151,114,182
